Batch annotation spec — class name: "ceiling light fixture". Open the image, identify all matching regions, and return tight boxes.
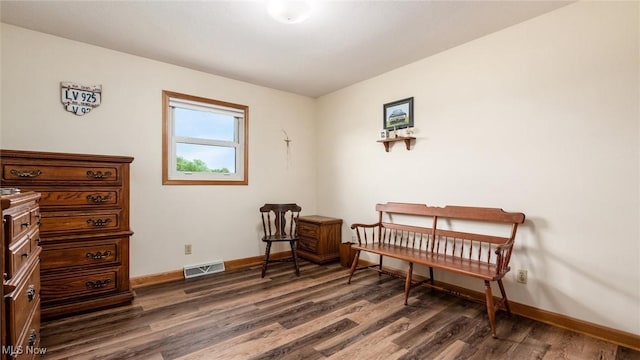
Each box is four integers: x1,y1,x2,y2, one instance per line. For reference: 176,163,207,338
266,0,313,24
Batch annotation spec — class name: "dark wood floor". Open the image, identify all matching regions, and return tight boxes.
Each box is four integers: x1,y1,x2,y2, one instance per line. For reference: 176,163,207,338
40,261,639,360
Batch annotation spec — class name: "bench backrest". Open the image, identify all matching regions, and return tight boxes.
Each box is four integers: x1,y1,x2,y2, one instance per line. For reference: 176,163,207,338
353,202,525,273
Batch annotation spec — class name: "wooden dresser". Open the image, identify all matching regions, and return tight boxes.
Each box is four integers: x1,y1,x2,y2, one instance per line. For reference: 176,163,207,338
0,150,134,320
2,192,42,359
296,216,342,264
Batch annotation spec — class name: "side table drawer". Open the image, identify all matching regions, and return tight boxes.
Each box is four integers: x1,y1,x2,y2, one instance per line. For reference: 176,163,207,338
41,238,123,270
298,237,318,253
297,222,318,237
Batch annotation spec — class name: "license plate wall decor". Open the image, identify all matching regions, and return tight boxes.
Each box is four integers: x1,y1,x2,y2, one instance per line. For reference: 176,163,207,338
61,82,102,116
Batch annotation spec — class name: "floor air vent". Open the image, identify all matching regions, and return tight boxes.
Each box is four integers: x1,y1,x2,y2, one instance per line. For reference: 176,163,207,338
184,261,225,279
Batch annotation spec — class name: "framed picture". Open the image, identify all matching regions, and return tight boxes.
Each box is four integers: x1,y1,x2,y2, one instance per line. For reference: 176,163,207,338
383,97,413,131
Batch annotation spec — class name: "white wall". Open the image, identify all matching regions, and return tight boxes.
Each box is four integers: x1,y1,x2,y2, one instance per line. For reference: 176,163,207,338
316,2,640,335
0,24,317,277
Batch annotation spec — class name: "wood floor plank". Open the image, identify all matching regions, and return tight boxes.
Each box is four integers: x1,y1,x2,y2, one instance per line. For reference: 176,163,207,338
431,340,467,360
249,318,359,360
324,317,410,360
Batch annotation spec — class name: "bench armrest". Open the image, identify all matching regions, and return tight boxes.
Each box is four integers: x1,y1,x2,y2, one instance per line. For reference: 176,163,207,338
494,242,515,277
350,222,381,230
350,222,382,245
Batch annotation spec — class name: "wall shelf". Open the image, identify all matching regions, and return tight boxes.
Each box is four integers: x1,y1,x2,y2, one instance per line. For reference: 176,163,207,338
377,136,415,152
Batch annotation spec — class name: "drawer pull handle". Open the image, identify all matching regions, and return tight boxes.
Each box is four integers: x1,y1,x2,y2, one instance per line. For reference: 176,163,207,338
86,279,111,289
9,169,42,178
86,250,112,260
21,253,28,258
28,329,37,347
86,194,112,203
87,218,112,227
86,170,112,179
21,222,30,228
27,285,36,301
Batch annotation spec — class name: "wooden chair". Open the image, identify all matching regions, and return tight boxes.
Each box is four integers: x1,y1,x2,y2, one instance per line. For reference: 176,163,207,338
260,203,302,278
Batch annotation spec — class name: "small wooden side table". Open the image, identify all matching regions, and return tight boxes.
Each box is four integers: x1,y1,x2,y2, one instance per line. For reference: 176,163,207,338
296,215,342,264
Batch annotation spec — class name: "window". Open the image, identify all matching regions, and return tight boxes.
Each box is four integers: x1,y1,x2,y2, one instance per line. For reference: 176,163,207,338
162,90,248,185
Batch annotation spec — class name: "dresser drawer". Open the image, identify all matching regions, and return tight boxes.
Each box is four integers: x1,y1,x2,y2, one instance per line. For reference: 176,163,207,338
2,196,39,240
37,188,121,208
6,228,39,279
6,261,40,346
298,237,318,253
8,208,32,240
297,222,319,237
41,267,121,302
41,238,123,270
30,206,41,227
2,163,122,185
13,304,41,360
40,210,121,234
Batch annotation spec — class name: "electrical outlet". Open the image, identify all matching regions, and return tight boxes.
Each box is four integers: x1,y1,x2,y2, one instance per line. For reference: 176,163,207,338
516,269,528,284
184,244,192,255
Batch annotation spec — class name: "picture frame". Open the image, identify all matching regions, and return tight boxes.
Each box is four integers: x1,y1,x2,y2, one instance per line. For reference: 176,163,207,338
383,97,413,131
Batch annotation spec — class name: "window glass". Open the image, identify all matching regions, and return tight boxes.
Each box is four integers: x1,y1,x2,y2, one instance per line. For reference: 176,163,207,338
174,108,235,142
176,143,236,174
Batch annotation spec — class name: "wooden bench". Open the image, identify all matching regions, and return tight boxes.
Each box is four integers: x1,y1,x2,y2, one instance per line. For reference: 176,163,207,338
347,202,525,337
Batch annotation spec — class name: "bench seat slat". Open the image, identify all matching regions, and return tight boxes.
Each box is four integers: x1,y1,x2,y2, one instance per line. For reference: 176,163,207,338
351,243,503,281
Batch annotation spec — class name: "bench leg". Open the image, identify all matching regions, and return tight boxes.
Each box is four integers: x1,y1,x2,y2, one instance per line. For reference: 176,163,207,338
484,280,497,338
378,255,383,278
347,250,361,284
429,267,434,284
497,279,511,316
404,262,413,305
429,266,435,292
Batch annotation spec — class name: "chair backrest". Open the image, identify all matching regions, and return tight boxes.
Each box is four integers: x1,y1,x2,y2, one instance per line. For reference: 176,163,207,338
260,203,302,238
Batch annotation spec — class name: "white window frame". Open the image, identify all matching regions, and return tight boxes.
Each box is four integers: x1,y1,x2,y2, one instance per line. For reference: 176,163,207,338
162,90,248,185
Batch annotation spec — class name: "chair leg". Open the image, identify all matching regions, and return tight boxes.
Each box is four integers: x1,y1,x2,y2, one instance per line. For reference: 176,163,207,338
497,279,512,316
347,250,361,284
484,280,497,338
404,262,413,305
290,240,300,276
261,242,271,278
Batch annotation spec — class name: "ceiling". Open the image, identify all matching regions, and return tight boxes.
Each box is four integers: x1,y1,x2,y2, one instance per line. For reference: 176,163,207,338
0,1,572,98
